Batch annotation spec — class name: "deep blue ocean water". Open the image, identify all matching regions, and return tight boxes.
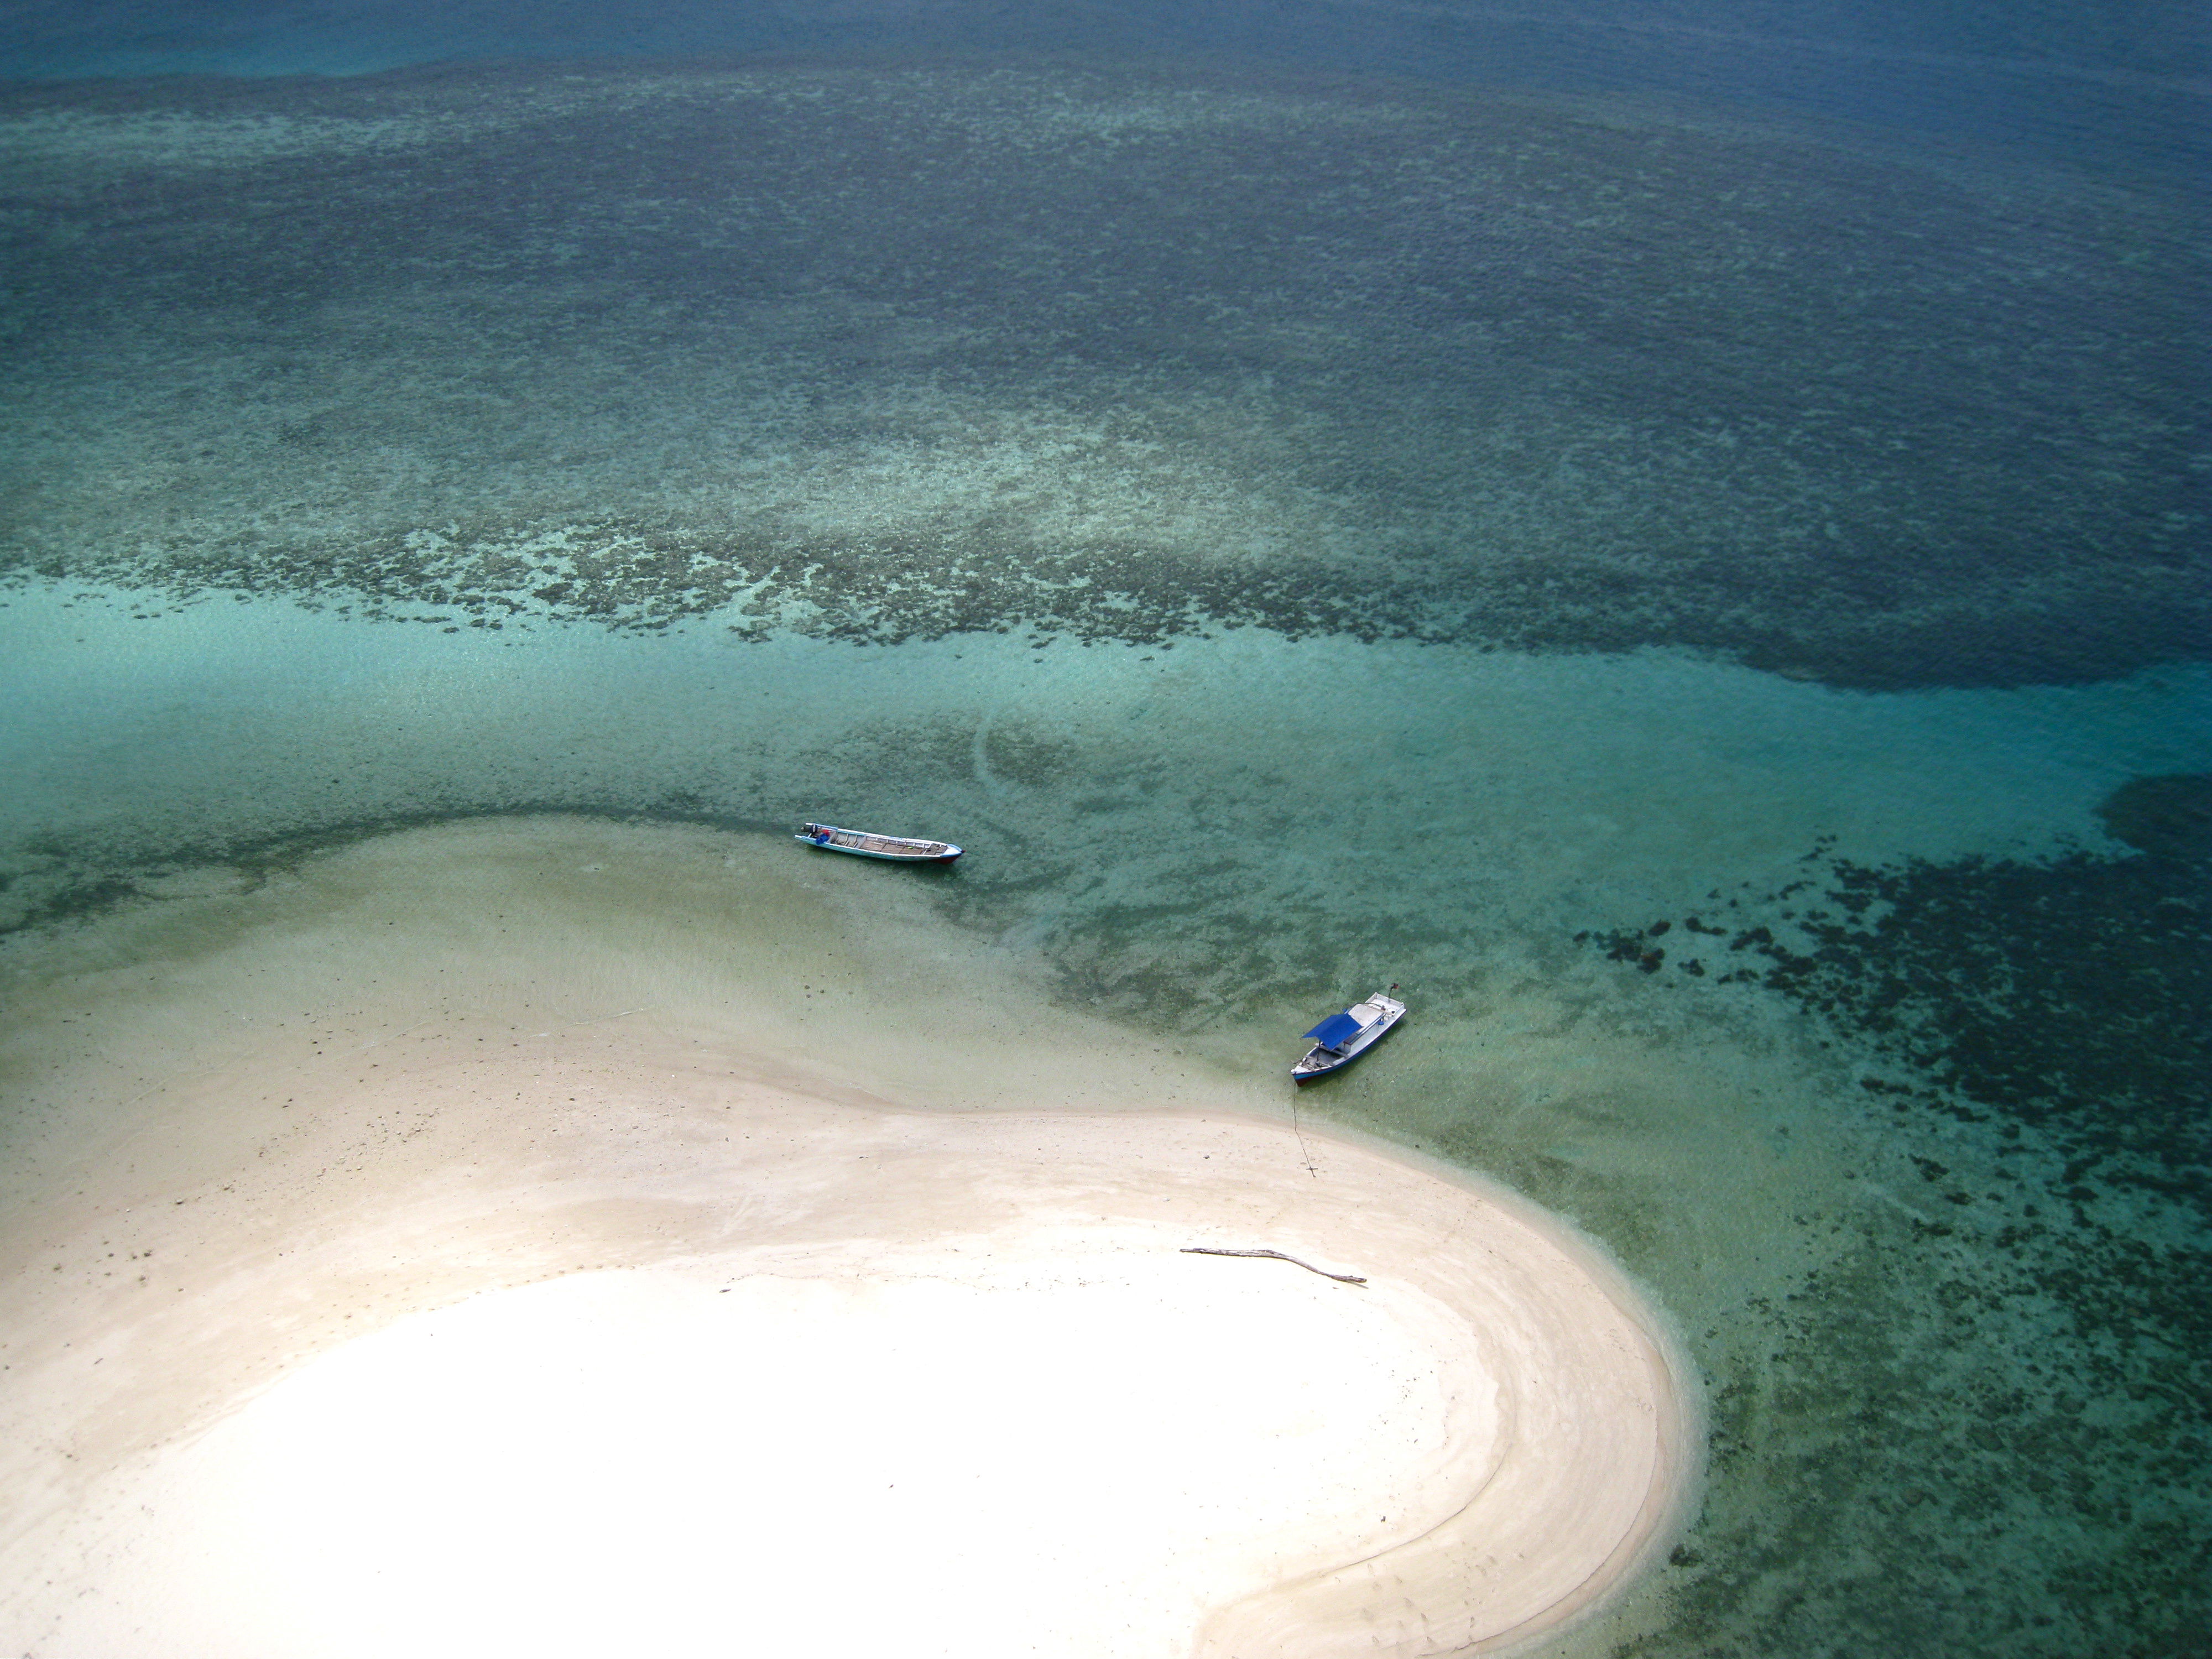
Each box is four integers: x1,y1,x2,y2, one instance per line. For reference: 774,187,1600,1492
1,2,2206,1653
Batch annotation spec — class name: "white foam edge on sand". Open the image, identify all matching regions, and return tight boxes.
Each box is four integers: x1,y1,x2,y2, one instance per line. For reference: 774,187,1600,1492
0,816,1697,1657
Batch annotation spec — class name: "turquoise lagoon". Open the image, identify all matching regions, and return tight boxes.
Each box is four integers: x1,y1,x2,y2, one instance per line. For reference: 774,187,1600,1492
1,19,2206,1657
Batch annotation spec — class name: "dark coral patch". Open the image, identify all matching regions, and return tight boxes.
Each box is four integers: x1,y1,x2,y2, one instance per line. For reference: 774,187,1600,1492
2097,773,2212,863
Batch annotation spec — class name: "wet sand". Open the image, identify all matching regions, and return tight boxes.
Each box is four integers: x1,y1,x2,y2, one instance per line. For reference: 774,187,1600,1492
0,818,1693,1657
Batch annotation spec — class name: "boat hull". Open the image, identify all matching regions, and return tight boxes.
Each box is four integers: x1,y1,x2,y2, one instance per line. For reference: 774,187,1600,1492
1292,995,1406,1082
796,824,962,862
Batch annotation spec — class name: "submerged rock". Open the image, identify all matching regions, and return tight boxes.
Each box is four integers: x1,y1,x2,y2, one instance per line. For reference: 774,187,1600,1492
2096,773,2212,863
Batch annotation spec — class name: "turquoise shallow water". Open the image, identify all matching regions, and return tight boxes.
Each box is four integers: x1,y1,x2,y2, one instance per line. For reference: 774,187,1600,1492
1,8,2207,1654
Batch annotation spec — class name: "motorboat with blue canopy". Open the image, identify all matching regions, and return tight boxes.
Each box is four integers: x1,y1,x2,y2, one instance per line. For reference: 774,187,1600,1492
1292,990,1406,1081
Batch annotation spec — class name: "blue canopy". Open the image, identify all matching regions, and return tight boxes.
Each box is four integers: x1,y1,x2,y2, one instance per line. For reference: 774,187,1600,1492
1303,1011,1365,1050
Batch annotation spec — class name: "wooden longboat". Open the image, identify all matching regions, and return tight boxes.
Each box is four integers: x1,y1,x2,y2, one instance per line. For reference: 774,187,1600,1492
796,822,963,863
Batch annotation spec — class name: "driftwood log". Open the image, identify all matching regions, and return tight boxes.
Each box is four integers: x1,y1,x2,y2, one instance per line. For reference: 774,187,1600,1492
1180,1246,1366,1285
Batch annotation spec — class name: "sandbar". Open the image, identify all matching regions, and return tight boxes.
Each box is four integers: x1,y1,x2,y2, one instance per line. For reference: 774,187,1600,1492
0,818,1694,1657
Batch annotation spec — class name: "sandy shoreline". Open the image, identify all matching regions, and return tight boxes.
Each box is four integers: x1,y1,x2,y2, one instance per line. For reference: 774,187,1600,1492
0,819,1694,1657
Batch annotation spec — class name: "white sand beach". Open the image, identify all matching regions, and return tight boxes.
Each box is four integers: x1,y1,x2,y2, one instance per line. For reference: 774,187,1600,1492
0,818,1693,1657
